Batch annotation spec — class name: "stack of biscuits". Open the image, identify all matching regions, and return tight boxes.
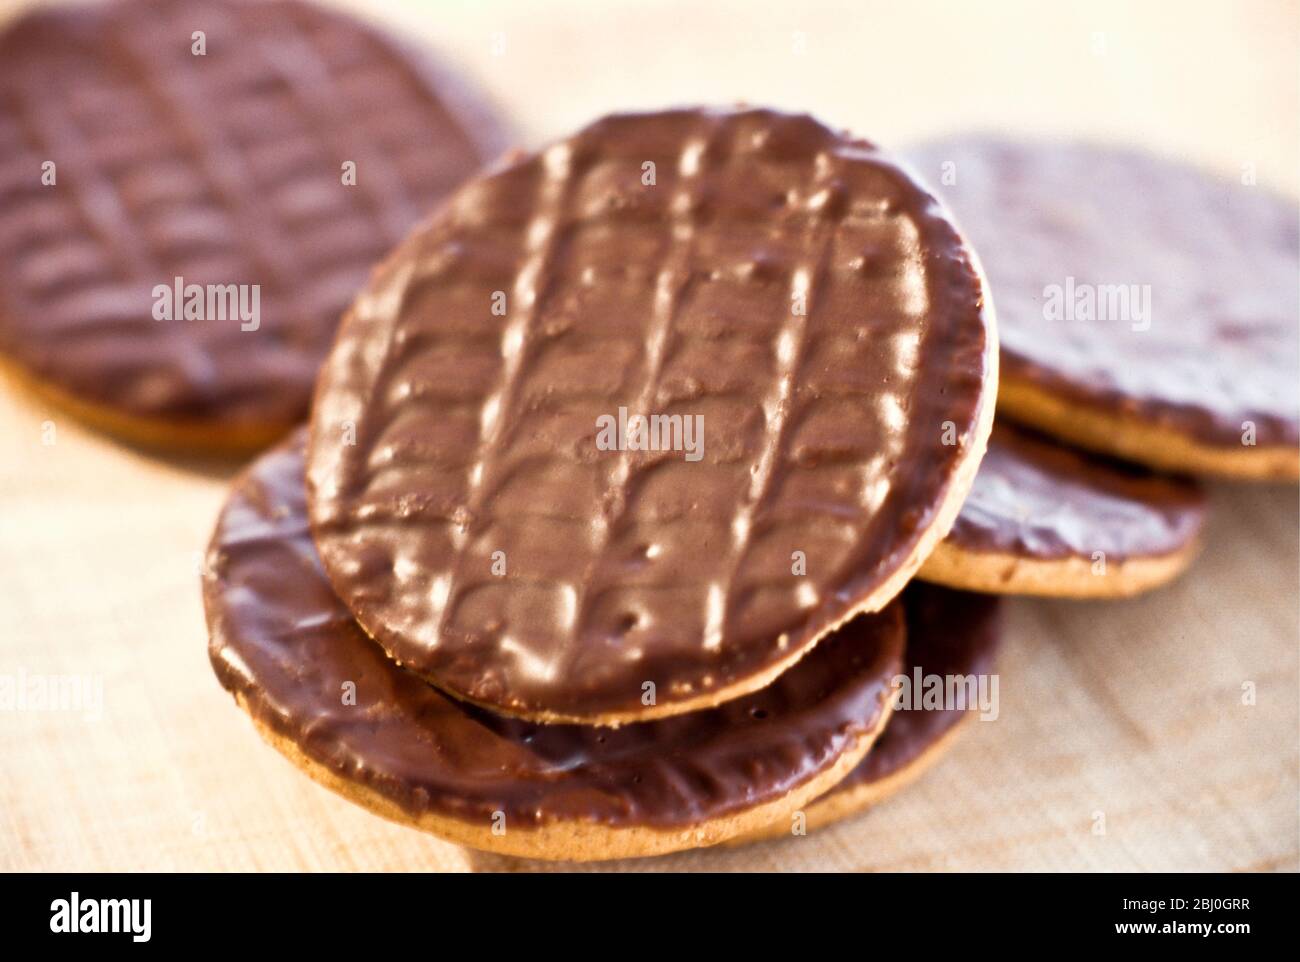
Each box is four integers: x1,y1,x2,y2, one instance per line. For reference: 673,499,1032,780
2,0,1294,862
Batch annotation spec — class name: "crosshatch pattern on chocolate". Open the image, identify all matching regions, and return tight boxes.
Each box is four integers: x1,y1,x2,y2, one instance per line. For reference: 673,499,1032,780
0,0,497,428
307,108,994,721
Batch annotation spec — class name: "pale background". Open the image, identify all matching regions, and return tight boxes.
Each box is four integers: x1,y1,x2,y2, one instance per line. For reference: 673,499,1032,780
1,0,1297,872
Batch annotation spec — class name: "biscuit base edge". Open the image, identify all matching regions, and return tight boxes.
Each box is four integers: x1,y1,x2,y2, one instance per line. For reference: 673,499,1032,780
999,376,1300,481
0,354,293,454
917,537,1202,598
235,692,896,862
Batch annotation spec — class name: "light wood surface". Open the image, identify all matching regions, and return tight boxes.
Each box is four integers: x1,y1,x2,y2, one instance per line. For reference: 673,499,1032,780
1,0,1296,872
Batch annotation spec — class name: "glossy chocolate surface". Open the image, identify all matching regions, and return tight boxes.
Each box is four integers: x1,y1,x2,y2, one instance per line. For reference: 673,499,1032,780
905,137,1299,449
947,424,1206,561
0,0,502,429
834,583,999,792
205,432,906,828
307,107,993,719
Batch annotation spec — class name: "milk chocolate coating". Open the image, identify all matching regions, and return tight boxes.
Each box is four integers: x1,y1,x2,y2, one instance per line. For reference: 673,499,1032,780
307,107,993,720
204,431,905,829
832,583,999,793
946,424,1206,561
0,0,503,432
904,137,1300,449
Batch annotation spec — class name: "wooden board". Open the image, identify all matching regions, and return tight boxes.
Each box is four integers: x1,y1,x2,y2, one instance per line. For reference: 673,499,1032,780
1,0,1296,872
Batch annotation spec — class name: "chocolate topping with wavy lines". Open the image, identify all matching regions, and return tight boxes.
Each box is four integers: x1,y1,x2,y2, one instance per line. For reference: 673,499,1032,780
306,107,994,723
904,137,1300,451
204,431,904,829
0,0,503,438
832,583,999,793
945,424,1206,562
